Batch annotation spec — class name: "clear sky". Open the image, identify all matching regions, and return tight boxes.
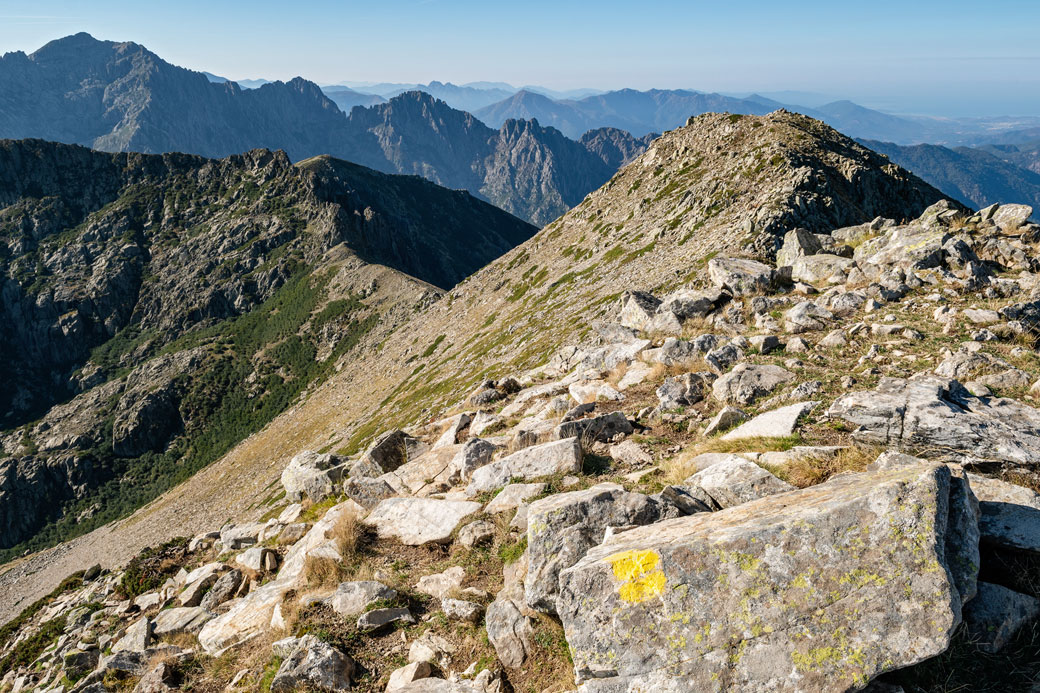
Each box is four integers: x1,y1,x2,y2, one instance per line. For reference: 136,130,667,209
1,0,1037,116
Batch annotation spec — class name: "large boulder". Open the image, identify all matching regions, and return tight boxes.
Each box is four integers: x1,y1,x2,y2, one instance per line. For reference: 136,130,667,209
992,203,1033,232
365,498,482,545
466,437,582,496
554,412,633,443
784,300,833,333
656,373,714,410
350,430,426,478
853,223,950,270
525,483,670,614
828,376,1040,464
557,464,979,691
775,227,823,267
280,451,348,503
618,291,662,332
712,363,795,406
658,288,728,321
790,254,854,284
708,257,777,296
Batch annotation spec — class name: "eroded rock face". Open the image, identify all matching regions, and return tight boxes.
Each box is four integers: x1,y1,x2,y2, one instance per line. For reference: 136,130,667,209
828,376,1040,464
557,464,977,692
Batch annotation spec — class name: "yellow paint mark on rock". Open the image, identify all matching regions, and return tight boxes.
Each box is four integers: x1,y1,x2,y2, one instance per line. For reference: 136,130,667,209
607,549,667,603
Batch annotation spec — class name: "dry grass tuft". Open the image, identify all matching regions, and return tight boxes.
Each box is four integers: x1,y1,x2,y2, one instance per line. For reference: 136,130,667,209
605,362,629,388
778,445,880,488
663,435,804,482
301,509,369,589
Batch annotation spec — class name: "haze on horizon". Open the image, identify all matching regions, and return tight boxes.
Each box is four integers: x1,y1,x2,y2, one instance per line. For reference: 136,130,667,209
1,0,1038,117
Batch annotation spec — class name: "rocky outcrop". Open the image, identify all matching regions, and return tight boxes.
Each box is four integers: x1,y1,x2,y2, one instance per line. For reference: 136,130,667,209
828,376,1040,464
557,464,978,691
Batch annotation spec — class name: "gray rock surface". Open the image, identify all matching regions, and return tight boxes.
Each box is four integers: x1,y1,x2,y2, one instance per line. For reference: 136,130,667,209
828,376,1040,464
963,581,1040,653
365,498,482,545
558,464,977,691
467,437,582,495
684,456,794,509
721,401,817,440
326,581,398,617
271,634,354,692
712,363,796,406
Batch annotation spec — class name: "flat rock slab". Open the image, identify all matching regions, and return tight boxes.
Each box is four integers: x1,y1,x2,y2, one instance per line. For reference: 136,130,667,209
828,376,1040,464
557,464,978,692
365,498,482,545
466,437,582,496
485,483,546,514
722,401,817,440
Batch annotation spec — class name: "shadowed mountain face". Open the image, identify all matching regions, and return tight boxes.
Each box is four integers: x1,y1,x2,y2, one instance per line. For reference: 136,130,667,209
0,138,534,556
863,139,1040,219
0,34,655,226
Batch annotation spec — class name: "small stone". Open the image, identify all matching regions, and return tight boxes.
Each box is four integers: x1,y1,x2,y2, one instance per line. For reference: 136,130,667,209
386,661,434,691
458,520,496,548
442,599,484,624
416,566,467,600
357,607,415,633
326,581,397,617
703,407,748,437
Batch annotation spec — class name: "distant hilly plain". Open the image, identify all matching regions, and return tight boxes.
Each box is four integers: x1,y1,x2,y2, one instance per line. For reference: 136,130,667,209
2,32,1039,222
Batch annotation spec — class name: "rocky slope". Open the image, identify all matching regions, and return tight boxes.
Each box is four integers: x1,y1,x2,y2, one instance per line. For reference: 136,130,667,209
0,34,654,225
4,187,1040,691
0,110,953,623
0,138,535,559
864,139,1040,218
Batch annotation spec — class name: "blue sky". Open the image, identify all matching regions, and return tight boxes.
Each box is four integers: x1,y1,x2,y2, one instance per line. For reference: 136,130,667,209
1,0,1038,116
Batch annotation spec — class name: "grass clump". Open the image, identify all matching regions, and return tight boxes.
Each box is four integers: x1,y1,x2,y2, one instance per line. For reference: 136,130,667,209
498,536,527,564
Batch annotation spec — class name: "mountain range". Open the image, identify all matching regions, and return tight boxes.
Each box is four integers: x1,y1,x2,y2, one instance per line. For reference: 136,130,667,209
863,139,1040,219
5,33,1040,229
0,33,651,226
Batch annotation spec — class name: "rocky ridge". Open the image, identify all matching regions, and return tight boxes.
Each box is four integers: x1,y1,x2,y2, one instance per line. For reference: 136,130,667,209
0,110,958,628
5,193,1040,691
